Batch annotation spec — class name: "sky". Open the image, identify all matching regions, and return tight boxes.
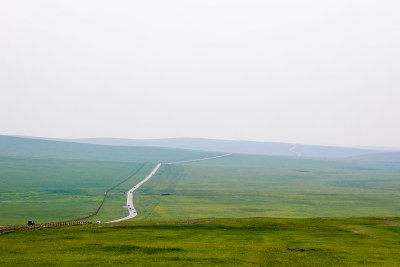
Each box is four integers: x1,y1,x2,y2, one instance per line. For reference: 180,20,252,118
0,0,399,148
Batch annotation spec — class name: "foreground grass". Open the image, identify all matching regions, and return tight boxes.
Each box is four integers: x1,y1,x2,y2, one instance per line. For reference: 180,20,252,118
1,217,400,266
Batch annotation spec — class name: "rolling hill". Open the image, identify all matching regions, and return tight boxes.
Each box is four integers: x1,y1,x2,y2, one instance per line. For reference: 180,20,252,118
0,135,217,163
15,136,384,158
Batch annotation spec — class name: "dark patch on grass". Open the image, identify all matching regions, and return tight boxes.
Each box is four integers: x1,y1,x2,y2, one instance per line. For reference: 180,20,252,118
287,247,317,252
60,235,82,240
77,244,184,254
44,189,85,194
294,169,309,173
160,256,232,264
287,247,305,251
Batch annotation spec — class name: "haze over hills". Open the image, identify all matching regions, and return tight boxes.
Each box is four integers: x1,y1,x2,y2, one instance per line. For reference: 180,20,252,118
16,136,386,158
0,135,217,163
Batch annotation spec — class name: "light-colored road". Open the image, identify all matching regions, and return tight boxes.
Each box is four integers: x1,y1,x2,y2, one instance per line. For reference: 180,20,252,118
166,153,231,165
105,154,230,223
105,163,161,223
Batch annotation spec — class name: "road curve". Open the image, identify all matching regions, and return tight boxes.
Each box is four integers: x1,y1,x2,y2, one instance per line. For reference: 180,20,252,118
105,163,161,223
105,154,230,223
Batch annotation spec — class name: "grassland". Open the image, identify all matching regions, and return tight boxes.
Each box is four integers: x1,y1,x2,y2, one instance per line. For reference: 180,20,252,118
1,138,400,266
0,156,150,224
2,153,400,225
1,217,400,266
187,153,400,169
132,156,400,220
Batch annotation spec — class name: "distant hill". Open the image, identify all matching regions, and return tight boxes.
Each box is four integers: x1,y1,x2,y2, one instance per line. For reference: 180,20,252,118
17,136,383,158
0,135,217,163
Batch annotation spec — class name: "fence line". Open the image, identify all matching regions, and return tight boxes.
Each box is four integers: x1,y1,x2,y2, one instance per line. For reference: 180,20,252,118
0,221,92,235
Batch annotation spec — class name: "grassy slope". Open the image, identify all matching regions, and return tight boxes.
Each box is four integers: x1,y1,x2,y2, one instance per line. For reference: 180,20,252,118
0,135,218,163
1,217,400,266
132,156,400,220
42,136,380,158
0,156,150,224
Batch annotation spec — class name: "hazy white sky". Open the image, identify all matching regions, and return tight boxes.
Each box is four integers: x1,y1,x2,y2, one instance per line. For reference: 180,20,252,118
1,1,399,147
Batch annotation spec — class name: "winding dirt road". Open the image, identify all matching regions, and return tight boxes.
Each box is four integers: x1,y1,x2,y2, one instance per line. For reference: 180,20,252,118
105,163,161,223
105,154,230,223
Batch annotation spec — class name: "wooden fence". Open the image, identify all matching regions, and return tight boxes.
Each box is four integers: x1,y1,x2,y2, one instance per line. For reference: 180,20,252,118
0,221,92,235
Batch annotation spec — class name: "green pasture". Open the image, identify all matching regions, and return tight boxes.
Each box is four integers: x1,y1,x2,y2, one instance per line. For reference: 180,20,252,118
2,153,400,225
1,217,400,266
132,157,400,220
0,156,146,224
134,164,185,220
189,153,400,170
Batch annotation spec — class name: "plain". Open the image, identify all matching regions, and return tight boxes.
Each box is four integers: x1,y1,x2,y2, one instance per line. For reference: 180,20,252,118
1,217,400,266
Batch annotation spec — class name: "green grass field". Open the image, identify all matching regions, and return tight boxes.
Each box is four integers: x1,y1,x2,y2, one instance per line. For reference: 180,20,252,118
1,217,400,266
2,153,400,224
132,157,400,220
0,156,150,224
1,137,400,266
